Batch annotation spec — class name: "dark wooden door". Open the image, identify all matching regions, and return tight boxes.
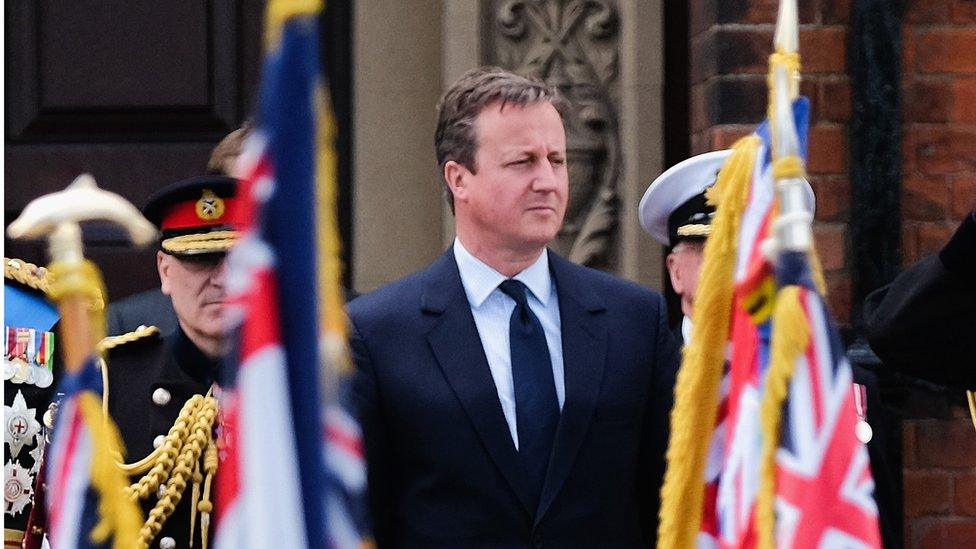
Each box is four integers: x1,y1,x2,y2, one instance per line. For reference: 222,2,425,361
5,0,353,300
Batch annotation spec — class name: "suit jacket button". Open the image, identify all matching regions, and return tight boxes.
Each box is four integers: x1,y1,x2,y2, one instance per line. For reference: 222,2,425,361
152,387,171,406
159,536,176,549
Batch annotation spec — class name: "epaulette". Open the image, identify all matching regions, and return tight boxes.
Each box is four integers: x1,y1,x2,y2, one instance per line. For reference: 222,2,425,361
97,325,161,353
4,257,53,295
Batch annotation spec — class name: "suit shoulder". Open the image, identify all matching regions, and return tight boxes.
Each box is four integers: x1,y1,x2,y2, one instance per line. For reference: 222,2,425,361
564,261,664,307
347,267,428,322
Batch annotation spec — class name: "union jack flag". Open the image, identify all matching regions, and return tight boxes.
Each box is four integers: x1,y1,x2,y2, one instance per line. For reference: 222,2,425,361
215,3,369,548
697,99,881,548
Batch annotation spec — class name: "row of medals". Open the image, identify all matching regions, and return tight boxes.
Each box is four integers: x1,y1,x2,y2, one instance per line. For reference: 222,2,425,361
4,357,54,388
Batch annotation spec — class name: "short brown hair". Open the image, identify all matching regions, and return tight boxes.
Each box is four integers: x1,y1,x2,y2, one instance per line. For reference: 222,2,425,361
434,66,566,212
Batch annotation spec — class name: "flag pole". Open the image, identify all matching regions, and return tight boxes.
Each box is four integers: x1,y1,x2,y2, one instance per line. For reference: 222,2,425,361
8,173,156,547
767,0,813,255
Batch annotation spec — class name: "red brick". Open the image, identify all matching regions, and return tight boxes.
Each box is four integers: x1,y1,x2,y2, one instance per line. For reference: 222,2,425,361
950,176,976,218
801,79,820,124
822,0,852,24
916,519,976,549
823,273,851,326
904,421,918,468
913,127,976,175
903,27,917,74
807,125,846,174
903,176,950,221
813,223,846,271
903,78,954,123
955,472,976,516
919,222,957,257
810,176,851,222
819,78,851,122
799,27,848,73
905,0,951,23
951,0,976,23
904,470,953,517
951,77,976,123
713,0,818,25
917,29,976,74
716,28,772,75
691,30,718,84
707,125,753,150
916,418,976,468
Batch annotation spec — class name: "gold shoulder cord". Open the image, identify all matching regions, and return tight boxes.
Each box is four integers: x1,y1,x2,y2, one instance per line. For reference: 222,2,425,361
99,327,219,549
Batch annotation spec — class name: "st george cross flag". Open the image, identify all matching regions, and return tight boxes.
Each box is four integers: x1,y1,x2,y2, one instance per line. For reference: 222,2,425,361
215,1,370,548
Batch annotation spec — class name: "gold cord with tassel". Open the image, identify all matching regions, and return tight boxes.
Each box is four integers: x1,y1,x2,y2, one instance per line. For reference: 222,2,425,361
657,135,761,549
755,286,811,549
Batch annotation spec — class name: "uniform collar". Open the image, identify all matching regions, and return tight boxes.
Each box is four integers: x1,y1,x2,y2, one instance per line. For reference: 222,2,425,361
453,237,552,308
170,325,221,386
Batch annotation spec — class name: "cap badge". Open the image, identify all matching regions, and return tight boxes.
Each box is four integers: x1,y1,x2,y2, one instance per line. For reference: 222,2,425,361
196,189,226,221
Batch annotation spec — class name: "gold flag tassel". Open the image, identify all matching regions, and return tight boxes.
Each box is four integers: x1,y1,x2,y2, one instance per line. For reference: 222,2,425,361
657,134,761,548
48,259,143,549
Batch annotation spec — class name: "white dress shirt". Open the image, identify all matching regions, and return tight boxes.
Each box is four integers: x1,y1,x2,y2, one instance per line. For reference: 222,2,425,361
453,238,565,450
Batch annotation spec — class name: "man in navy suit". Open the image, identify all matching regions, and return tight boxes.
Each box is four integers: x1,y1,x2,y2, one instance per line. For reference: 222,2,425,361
348,67,680,548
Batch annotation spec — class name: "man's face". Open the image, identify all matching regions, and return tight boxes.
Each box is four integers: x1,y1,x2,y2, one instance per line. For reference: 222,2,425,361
666,240,705,318
450,101,569,255
157,251,227,345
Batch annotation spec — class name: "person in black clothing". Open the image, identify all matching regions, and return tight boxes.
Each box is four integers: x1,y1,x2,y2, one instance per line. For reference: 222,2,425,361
866,210,976,391
102,175,241,549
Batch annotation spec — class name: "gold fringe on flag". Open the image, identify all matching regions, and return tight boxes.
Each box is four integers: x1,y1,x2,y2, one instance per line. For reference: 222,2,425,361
77,393,143,548
657,134,761,549
755,285,811,549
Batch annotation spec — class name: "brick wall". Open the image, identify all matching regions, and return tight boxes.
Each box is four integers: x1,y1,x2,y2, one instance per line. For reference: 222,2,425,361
898,3,976,547
901,1,976,266
689,0,854,324
902,410,976,547
687,1,976,547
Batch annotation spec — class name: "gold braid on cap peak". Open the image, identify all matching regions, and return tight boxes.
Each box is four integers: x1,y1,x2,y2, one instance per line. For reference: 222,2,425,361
161,231,237,254
4,257,54,295
676,224,712,238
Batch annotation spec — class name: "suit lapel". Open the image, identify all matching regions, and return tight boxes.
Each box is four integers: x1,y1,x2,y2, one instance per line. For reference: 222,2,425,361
422,251,535,516
535,253,607,526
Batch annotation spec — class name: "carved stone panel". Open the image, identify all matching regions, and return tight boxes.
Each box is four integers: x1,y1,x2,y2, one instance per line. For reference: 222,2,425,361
484,0,621,269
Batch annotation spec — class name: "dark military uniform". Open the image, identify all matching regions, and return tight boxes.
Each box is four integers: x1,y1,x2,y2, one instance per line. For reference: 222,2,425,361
107,288,178,337
867,210,976,390
99,175,240,549
103,325,220,549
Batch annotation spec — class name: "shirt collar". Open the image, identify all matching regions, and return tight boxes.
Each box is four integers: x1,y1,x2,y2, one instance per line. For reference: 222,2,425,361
453,237,552,308
681,315,693,343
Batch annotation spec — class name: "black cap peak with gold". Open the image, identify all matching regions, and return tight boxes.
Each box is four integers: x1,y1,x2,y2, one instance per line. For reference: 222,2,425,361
142,175,241,256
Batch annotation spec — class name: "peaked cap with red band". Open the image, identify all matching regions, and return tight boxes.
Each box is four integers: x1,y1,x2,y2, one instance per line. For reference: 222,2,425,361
142,175,242,256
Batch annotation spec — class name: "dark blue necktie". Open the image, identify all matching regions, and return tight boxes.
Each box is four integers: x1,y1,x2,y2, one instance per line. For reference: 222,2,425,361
498,279,559,507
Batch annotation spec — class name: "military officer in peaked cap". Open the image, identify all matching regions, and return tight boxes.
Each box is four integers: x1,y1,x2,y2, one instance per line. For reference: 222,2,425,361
639,151,901,548
101,175,241,549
